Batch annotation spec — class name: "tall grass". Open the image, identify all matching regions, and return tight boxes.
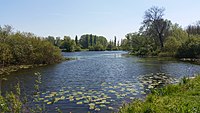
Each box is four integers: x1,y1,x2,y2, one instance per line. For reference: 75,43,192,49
0,72,45,113
119,76,200,113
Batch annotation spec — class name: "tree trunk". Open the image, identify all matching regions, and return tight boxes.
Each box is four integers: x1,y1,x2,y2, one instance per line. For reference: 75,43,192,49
159,34,164,49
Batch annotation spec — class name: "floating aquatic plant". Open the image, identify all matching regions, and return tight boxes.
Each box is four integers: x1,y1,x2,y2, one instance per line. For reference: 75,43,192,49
76,101,83,104
95,108,100,111
108,106,114,110
88,103,95,110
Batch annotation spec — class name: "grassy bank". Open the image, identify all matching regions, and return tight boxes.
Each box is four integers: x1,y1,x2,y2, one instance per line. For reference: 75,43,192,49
119,76,200,113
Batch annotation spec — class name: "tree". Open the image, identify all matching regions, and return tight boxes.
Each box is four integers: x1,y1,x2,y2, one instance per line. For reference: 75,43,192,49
86,35,89,48
61,36,75,52
90,34,93,46
79,34,108,50
114,36,117,46
75,35,78,45
117,41,120,47
0,43,13,67
176,36,200,58
141,6,171,49
55,37,61,47
186,21,200,36
94,35,97,45
46,36,55,45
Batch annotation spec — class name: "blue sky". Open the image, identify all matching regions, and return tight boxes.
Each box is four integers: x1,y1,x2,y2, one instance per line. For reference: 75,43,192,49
1,0,200,41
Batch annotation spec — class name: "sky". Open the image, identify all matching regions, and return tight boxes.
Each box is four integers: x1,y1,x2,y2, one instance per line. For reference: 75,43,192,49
1,0,200,41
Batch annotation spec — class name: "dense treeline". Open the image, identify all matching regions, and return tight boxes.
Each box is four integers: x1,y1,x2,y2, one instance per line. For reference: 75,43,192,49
46,34,120,52
186,21,200,36
0,25,62,67
121,6,200,59
79,34,108,51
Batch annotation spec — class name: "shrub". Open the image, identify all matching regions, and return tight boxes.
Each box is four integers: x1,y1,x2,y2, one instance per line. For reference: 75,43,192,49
176,36,200,58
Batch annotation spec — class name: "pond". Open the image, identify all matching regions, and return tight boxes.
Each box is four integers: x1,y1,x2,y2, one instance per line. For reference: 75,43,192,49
2,51,200,113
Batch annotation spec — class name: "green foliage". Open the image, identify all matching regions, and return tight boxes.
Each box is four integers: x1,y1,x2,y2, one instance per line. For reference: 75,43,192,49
74,45,81,51
0,82,23,113
79,34,108,50
0,43,13,66
186,21,200,35
159,36,181,57
89,43,105,51
0,72,47,113
176,36,200,58
141,6,171,48
122,7,200,59
121,33,158,56
119,76,200,113
0,25,63,66
61,36,76,52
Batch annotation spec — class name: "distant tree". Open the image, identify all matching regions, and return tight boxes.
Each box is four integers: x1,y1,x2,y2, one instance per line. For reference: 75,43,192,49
117,41,120,47
61,36,75,52
86,35,89,48
55,37,61,47
114,36,117,46
79,34,108,50
75,35,78,45
0,25,13,42
94,35,97,45
90,34,93,46
46,36,55,45
141,6,171,48
107,40,113,50
186,21,200,36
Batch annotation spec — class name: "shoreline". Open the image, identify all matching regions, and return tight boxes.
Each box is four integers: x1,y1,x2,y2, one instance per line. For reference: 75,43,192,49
0,57,74,76
0,64,47,76
128,52,200,65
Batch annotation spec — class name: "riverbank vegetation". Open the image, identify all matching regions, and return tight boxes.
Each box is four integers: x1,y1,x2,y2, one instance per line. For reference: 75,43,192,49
0,73,46,113
119,76,200,113
0,25,64,75
46,34,120,52
121,6,200,61
0,25,63,67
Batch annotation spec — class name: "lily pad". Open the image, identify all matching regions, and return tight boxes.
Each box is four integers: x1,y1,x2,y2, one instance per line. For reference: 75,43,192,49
76,101,83,104
95,108,100,111
108,106,114,110
44,100,49,102
47,102,52,105
89,103,95,110
141,91,146,94
77,92,83,95
60,96,65,100
130,97,134,100
99,104,106,108
83,100,89,104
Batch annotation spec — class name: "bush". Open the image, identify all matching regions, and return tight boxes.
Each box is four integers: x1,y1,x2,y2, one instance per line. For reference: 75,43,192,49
176,36,200,58
74,46,81,51
0,26,63,66
89,44,105,51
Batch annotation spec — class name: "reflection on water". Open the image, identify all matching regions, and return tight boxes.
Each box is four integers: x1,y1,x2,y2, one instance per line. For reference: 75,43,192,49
2,51,200,113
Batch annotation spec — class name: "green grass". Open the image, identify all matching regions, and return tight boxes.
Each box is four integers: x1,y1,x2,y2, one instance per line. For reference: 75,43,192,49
119,76,200,113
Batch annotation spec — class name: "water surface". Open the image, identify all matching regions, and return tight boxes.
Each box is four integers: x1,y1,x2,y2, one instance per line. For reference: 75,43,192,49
2,51,200,113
